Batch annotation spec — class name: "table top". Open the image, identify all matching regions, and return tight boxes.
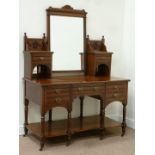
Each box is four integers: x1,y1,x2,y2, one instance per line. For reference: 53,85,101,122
24,76,130,86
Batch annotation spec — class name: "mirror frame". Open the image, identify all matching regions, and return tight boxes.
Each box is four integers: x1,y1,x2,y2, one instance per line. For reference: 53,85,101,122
46,5,87,75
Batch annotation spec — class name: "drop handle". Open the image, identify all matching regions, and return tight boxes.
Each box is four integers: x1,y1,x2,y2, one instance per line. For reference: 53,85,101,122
78,88,83,91
55,98,62,103
55,89,60,94
114,86,118,89
94,87,99,91
39,57,44,60
113,93,118,97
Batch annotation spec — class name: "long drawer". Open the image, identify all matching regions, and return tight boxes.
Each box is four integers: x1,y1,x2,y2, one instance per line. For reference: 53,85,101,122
32,56,51,64
73,84,105,96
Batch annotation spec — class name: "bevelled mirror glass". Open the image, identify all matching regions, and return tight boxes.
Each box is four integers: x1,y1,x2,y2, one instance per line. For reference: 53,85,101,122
46,5,87,72
51,16,84,71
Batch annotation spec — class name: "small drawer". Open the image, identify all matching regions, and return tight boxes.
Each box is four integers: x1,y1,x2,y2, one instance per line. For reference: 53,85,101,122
45,96,70,109
32,56,51,63
73,86,105,96
106,92,126,101
45,87,70,98
106,83,126,93
96,57,111,63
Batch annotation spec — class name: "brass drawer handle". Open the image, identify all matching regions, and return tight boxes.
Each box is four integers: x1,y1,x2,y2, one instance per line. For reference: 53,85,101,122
113,93,118,97
55,89,60,94
114,86,118,89
94,87,100,91
39,57,45,60
78,88,83,91
55,98,62,103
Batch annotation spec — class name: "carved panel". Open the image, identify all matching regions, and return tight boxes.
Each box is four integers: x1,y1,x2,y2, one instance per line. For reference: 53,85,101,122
24,33,48,51
86,35,107,52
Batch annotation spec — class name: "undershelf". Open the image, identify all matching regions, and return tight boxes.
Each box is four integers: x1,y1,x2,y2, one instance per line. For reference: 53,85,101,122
26,115,120,138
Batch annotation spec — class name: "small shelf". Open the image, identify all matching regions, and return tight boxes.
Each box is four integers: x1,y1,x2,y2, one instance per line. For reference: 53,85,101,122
26,115,120,138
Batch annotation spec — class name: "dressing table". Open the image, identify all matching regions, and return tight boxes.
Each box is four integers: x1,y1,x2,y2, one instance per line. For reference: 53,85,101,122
23,5,130,151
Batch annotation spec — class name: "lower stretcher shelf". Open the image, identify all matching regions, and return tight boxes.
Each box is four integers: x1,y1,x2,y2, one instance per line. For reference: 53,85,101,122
26,115,121,138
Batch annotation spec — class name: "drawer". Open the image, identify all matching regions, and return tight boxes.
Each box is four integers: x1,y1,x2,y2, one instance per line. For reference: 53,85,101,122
96,57,111,63
106,92,126,101
32,56,51,63
106,82,127,102
45,96,70,109
106,83,126,93
45,87,70,98
73,85,105,96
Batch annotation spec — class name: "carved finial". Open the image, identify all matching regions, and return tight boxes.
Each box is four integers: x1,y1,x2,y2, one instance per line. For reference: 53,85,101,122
62,5,73,10
101,35,107,51
43,33,46,39
24,33,27,38
24,33,27,51
102,36,105,45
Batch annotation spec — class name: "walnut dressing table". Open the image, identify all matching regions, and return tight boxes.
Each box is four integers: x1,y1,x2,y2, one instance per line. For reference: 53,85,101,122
23,5,130,151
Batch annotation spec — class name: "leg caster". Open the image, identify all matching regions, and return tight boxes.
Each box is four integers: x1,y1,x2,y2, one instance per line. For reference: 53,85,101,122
24,98,29,137
23,126,28,137
66,133,71,146
121,123,126,136
100,129,104,140
39,141,44,151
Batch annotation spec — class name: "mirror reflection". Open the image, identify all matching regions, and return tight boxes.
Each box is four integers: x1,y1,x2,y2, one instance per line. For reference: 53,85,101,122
50,16,84,71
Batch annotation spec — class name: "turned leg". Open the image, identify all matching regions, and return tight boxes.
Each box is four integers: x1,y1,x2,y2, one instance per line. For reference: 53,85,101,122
24,98,29,136
100,98,105,140
79,96,84,119
40,115,45,151
48,109,52,124
66,110,71,146
121,103,127,136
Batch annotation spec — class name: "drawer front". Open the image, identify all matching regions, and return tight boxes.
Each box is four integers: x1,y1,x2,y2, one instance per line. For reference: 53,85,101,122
106,82,127,102
45,96,70,108
45,87,70,98
73,85,105,96
32,56,51,64
96,57,111,63
44,87,70,110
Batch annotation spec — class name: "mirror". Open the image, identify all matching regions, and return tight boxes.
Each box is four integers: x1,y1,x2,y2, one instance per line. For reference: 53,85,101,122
51,16,83,71
47,5,87,72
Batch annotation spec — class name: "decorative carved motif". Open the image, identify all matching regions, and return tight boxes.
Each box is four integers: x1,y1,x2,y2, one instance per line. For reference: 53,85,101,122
46,5,87,17
24,33,48,51
62,5,74,10
86,35,107,52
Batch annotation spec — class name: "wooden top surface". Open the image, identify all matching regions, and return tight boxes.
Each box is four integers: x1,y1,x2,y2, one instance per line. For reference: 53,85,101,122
24,76,130,86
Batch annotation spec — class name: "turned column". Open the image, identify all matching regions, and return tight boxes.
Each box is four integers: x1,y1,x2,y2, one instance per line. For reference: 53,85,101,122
100,98,105,140
40,115,45,151
121,102,127,136
24,98,29,136
79,96,84,119
48,109,52,124
66,109,72,146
